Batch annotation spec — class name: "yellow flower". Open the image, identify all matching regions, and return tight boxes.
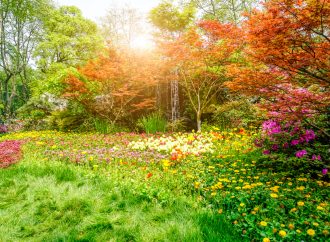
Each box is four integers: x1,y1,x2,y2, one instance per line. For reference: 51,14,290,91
270,193,278,198
278,230,287,237
297,201,304,206
296,186,305,191
313,222,319,227
290,208,297,213
240,203,245,207
281,224,285,228
251,211,256,215
316,206,325,210
260,221,267,227
288,224,294,230
211,192,217,196
263,238,270,242
322,230,329,236
296,229,301,233
307,229,315,236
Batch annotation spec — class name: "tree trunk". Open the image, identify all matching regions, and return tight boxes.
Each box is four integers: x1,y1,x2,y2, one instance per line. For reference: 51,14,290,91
196,110,201,132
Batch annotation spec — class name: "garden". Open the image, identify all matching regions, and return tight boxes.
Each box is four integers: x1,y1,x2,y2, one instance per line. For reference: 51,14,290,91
0,0,329,241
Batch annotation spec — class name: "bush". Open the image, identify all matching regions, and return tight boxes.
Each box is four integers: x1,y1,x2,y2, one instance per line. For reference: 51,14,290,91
137,112,167,134
213,99,262,130
255,119,329,178
17,97,54,130
166,118,187,132
47,110,86,132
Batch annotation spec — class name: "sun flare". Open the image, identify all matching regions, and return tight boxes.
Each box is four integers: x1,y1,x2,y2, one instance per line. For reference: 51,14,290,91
131,34,155,50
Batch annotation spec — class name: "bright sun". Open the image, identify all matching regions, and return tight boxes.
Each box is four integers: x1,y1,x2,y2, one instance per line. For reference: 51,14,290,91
131,34,155,50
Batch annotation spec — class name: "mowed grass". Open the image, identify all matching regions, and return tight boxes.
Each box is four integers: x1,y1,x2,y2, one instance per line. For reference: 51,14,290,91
0,151,244,242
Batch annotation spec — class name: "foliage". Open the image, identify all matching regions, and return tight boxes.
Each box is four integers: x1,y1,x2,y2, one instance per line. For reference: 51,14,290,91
34,5,101,72
188,0,258,24
166,118,187,132
255,120,329,177
16,97,54,130
149,1,196,33
226,0,330,96
213,99,262,130
0,0,52,116
47,109,87,132
162,20,243,131
137,112,167,134
62,49,157,126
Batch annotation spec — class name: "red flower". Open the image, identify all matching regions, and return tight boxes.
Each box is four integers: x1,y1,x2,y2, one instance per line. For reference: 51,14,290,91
146,172,153,178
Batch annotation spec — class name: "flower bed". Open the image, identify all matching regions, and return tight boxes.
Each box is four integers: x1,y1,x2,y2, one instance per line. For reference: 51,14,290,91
0,140,24,168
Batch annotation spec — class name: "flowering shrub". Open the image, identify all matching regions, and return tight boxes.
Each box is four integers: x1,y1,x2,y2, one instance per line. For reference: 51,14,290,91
255,119,329,177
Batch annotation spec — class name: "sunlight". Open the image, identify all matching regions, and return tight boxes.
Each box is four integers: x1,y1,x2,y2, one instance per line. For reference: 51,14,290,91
131,34,155,50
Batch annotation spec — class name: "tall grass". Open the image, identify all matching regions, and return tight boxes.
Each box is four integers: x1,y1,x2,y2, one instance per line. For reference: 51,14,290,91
138,112,167,134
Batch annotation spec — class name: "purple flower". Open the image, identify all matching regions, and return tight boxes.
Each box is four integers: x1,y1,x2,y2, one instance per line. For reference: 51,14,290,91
263,150,270,155
271,144,279,151
254,138,263,147
322,168,328,175
303,129,316,143
295,150,307,158
262,120,282,135
291,139,300,146
312,154,321,161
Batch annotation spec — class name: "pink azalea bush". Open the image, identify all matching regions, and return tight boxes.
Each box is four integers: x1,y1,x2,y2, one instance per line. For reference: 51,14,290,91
255,119,329,177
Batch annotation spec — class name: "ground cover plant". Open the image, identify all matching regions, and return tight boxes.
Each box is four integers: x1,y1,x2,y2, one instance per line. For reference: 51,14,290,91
1,128,329,241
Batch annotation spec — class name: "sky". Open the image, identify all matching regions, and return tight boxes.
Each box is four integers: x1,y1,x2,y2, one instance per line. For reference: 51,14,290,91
55,0,161,49
55,0,161,22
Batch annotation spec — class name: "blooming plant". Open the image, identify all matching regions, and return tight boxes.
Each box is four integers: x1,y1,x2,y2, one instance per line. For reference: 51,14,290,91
255,119,329,178
0,140,24,168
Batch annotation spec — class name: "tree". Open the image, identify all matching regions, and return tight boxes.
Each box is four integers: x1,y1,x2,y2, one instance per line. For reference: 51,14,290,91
185,0,260,24
100,5,142,48
149,1,196,35
162,20,243,131
0,0,51,117
226,0,330,136
62,49,158,126
34,5,101,73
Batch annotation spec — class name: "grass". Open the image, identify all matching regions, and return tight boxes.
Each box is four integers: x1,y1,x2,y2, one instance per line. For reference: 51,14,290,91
0,150,244,242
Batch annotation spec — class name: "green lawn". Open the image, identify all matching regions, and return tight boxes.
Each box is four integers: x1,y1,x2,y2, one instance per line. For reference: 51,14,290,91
0,151,243,242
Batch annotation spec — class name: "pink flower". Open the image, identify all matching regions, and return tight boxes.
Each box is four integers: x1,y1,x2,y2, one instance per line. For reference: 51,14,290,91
322,168,328,175
291,139,300,146
295,150,307,158
312,154,321,161
263,150,270,155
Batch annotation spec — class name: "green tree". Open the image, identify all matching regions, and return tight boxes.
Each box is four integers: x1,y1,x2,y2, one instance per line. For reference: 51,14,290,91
149,0,196,34
35,6,101,73
0,0,51,117
187,0,260,25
